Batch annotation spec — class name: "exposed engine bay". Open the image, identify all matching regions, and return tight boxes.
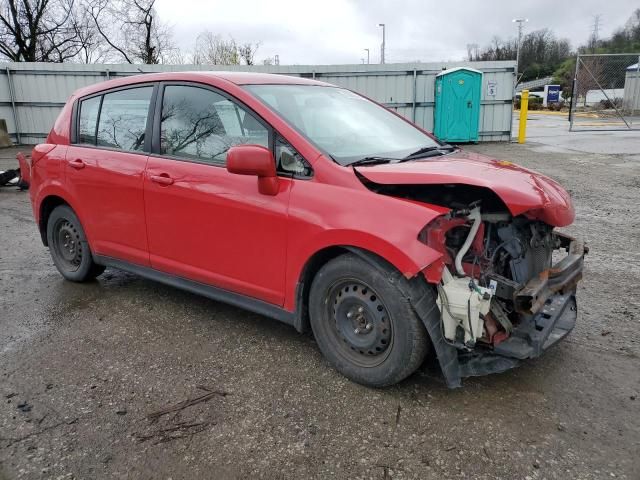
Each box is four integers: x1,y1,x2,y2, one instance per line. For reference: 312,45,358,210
423,204,566,350
367,181,586,370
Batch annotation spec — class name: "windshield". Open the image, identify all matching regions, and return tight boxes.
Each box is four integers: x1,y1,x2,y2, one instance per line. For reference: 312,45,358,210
244,84,440,165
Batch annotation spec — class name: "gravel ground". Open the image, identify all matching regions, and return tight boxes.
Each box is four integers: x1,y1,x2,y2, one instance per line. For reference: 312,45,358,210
1,130,639,479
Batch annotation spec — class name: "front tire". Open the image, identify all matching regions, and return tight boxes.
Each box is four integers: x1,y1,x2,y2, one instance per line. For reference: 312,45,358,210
309,253,429,387
46,205,105,282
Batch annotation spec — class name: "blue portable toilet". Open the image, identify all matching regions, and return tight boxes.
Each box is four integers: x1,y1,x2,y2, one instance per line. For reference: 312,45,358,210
434,67,483,143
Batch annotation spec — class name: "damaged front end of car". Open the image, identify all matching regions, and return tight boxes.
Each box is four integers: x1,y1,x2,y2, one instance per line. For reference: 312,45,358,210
359,171,587,388
419,203,586,386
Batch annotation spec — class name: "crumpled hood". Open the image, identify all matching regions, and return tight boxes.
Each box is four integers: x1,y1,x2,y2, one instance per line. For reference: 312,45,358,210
355,149,574,227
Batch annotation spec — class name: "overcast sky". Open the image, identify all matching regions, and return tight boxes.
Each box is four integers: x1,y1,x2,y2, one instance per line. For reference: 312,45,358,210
156,0,637,65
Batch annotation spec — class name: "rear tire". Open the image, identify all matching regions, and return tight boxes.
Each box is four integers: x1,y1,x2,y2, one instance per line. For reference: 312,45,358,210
309,253,429,387
46,205,105,282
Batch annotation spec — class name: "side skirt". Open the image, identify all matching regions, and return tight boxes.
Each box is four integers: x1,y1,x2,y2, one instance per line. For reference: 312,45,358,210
93,255,297,327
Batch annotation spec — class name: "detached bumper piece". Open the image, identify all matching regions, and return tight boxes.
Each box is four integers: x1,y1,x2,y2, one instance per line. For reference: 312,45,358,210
458,292,577,378
493,294,576,359
16,152,30,190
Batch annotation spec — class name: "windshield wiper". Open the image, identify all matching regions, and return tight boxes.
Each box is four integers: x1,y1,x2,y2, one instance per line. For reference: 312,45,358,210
402,144,457,161
348,156,396,167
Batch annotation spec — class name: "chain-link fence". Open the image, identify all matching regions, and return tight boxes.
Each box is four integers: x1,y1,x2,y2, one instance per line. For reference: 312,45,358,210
569,53,640,131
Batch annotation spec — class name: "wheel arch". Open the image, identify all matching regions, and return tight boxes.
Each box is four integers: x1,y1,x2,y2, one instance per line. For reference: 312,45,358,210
38,194,70,246
293,245,414,333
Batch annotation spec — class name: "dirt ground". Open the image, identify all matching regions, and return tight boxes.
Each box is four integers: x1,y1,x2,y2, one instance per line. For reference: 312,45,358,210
1,122,639,479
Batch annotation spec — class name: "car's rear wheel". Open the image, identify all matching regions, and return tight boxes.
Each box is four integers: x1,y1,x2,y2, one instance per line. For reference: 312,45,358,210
47,205,104,282
309,253,429,387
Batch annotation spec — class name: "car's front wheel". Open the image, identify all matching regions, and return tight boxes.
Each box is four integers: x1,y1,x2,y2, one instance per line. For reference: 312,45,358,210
46,205,105,282
309,253,429,387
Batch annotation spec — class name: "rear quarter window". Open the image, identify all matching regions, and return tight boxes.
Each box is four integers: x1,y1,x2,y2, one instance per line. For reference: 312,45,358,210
78,96,101,145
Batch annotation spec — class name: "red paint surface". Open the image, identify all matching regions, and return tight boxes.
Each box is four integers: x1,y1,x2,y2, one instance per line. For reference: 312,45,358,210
25,71,577,314
356,150,575,227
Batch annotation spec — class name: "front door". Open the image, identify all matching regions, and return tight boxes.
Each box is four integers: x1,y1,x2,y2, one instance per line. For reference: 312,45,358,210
65,85,154,266
143,84,290,306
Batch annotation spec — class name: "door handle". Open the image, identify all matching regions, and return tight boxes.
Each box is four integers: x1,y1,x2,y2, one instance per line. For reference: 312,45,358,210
69,159,85,169
150,173,174,186
467,101,472,108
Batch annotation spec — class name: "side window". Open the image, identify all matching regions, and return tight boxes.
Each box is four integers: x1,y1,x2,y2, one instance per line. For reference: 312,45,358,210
160,85,269,166
96,87,153,151
275,136,312,177
78,96,100,145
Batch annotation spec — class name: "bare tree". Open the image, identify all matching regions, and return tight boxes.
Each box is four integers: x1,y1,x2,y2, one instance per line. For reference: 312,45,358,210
0,0,88,61
73,5,105,63
472,29,571,81
238,41,259,65
162,47,186,65
89,0,175,64
191,32,263,66
192,31,239,65
61,0,106,63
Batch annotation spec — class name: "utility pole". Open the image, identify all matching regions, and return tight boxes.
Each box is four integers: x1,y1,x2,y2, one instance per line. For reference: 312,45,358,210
512,18,528,82
466,43,478,61
378,24,385,64
590,14,602,51
364,48,370,64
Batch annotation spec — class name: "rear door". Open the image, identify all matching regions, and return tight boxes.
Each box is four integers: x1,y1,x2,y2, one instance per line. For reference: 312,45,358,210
143,83,291,305
66,85,155,266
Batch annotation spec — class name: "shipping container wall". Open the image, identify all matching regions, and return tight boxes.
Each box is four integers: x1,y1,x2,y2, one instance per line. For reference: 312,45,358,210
0,61,515,145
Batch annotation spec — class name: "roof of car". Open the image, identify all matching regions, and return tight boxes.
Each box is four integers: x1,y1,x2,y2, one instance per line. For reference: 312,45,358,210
72,71,332,98
193,71,331,86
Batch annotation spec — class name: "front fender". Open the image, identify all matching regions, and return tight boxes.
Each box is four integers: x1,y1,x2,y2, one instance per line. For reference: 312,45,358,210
301,229,442,279
283,181,447,311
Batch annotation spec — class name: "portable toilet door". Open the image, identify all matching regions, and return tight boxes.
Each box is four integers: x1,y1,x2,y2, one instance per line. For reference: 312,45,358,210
434,67,482,143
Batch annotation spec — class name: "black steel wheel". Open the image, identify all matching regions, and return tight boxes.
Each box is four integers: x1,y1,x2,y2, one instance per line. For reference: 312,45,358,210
309,253,429,387
51,218,84,272
46,205,105,282
327,279,393,367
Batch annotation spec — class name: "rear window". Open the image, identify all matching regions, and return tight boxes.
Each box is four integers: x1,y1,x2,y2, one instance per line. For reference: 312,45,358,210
76,86,153,152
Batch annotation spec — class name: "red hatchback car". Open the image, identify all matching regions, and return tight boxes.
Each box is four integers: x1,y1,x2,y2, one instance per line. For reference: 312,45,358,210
18,72,585,388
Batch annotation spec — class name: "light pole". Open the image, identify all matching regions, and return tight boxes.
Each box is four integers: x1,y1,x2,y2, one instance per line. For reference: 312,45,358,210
512,18,528,82
378,23,385,64
364,48,370,64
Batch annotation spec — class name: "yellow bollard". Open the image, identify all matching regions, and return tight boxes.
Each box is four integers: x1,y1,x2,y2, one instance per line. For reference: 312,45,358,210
518,90,529,144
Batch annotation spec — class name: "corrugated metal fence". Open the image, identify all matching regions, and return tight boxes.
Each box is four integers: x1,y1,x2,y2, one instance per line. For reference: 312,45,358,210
0,61,515,145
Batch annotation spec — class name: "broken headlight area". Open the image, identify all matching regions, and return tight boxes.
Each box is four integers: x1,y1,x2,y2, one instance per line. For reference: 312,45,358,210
418,202,586,374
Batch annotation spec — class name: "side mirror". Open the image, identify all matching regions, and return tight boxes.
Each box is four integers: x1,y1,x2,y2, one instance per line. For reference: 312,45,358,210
226,144,279,196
